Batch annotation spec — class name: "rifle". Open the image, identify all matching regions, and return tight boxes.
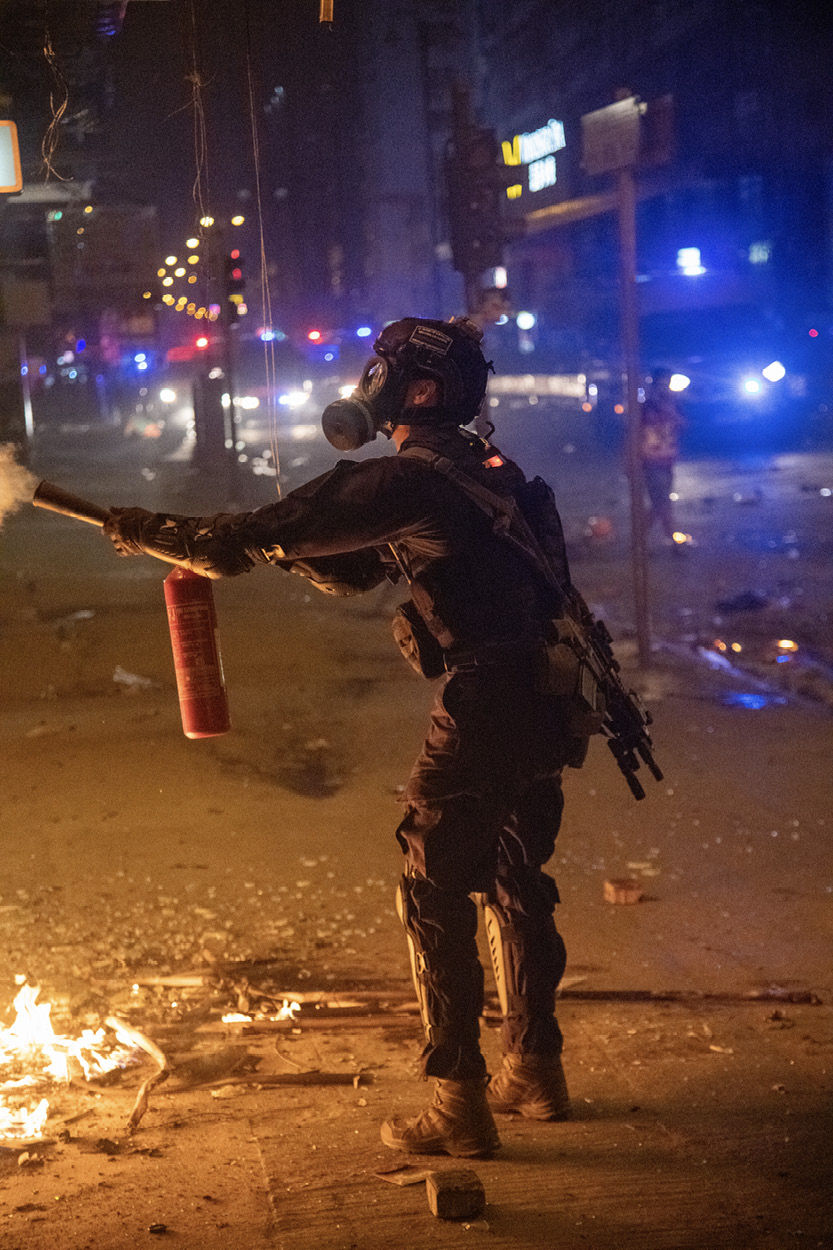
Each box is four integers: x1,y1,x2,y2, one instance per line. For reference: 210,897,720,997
584,617,663,800
399,445,663,800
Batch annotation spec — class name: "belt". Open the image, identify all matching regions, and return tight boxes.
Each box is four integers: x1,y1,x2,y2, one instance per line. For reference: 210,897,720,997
443,637,543,674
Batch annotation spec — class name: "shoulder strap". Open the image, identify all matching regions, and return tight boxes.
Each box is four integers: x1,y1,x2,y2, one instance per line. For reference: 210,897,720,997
399,444,567,601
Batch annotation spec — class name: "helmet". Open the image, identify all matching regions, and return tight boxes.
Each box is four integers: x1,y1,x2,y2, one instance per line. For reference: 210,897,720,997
373,316,490,422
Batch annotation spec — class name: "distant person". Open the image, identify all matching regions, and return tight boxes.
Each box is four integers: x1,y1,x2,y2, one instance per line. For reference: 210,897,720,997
640,368,685,544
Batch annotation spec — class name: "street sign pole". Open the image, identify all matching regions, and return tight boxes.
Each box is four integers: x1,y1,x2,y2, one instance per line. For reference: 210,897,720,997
581,95,653,668
617,164,651,667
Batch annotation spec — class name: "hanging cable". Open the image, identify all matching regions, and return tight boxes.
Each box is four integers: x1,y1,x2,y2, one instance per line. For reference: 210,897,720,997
182,0,211,247
40,26,70,181
243,0,282,495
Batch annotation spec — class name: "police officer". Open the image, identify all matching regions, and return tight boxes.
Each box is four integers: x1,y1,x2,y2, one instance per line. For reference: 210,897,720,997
103,317,587,1159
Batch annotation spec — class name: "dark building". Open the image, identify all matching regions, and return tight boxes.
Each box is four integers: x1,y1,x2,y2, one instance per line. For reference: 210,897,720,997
472,0,833,433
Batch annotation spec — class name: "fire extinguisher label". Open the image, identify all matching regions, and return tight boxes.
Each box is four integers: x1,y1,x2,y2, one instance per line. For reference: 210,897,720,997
167,603,225,697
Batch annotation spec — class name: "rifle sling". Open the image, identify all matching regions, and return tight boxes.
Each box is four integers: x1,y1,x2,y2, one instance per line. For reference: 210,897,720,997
399,445,567,603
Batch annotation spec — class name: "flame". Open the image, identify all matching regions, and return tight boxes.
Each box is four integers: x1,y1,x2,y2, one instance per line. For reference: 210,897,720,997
0,979,137,1141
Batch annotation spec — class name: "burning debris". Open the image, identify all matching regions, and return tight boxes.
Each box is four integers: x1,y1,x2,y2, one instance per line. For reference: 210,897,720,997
0,968,386,1145
0,977,138,1141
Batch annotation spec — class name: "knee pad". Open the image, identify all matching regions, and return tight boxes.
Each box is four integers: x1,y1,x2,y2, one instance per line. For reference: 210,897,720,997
482,899,566,1017
395,875,437,1045
482,899,520,1019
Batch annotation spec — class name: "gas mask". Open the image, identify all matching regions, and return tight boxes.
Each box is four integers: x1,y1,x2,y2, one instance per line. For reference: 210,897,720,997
320,356,409,452
320,317,491,452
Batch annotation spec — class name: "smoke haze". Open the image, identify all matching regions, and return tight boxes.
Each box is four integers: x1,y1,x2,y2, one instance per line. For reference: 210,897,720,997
0,444,38,528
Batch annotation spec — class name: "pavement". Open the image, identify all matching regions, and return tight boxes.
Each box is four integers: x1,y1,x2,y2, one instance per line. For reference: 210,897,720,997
0,421,831,1249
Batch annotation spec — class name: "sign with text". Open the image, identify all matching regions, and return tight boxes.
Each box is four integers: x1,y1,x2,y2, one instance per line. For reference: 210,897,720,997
0,121,22,193
581,98,642,176
501,118,566,199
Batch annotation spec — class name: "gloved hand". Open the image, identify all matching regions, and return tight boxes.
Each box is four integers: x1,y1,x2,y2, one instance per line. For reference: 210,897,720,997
103,506,155,557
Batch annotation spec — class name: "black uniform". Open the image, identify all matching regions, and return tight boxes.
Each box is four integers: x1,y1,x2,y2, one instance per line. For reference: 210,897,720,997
111,421,581,1081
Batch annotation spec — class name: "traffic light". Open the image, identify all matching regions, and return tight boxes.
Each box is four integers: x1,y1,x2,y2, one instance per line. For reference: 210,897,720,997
444,126,507,276
223,249,246,321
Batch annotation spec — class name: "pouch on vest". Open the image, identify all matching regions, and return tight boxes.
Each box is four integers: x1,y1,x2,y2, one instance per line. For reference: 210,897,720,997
543,616,607,738
392,600,446,679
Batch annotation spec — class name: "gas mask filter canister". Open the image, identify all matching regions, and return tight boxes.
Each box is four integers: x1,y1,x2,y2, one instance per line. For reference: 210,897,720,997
321,357,406,451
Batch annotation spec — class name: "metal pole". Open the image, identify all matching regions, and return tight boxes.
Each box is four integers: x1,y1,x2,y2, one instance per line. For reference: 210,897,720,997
19,333,34,445
617,164,651,668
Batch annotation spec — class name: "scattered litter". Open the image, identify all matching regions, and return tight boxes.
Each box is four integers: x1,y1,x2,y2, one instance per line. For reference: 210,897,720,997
603,879,644,904
375,1164,432,1187
708,1044,734,1054
113,665,156,689
765,1010,795,1029
25,720,75,738
51,608,95,627
16,1151,44,1168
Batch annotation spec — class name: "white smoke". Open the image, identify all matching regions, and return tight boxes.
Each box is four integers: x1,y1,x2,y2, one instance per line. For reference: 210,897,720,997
0,444,38,528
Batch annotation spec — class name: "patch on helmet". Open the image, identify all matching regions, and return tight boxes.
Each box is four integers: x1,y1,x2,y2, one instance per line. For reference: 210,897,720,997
409,324,453,355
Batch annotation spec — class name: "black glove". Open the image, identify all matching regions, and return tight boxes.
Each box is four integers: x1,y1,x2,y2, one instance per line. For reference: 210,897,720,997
103,507,155,557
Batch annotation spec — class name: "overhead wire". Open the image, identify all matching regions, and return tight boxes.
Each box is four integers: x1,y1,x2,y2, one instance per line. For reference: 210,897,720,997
181,0,211,256
40,5,70,182
242,0,282,495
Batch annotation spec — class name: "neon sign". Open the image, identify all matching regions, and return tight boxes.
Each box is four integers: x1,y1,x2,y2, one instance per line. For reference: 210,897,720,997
502,119,566,198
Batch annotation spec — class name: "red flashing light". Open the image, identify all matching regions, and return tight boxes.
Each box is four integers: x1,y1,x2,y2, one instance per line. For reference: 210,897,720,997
307,329,322,342
195,336,209,349
230,248,240,260
809,328,819,337
231,267,242,280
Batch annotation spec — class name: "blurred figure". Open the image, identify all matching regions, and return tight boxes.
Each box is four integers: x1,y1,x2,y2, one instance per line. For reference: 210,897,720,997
640,368,685,544
469,286,512,332
469,287,512,437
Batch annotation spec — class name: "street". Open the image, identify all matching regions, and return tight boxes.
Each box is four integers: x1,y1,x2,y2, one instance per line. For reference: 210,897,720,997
0,419,831,1248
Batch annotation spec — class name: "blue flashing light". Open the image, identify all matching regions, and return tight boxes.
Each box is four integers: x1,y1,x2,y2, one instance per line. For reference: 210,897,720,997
68,369,78,379
356,326,372,338
39,364,47,376
677,247,706,276
20,365,28,377
324,352,335,362
134,352,147,364
137,361,148,371
721,691,787,709
76,338,86,352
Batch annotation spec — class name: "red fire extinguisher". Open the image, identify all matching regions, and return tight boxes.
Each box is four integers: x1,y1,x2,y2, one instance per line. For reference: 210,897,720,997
163,567,230,739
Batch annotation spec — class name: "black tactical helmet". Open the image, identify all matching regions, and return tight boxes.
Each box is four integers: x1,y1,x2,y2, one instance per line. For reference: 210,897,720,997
373,316,491,422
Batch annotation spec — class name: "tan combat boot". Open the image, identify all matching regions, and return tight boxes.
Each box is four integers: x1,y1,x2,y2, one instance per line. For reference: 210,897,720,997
488,1052,571,1121
380,1077,501,1157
